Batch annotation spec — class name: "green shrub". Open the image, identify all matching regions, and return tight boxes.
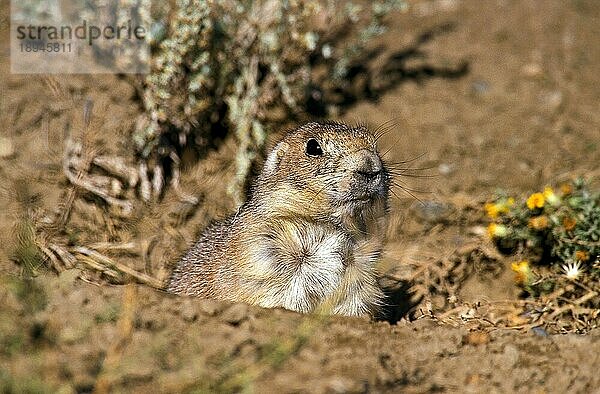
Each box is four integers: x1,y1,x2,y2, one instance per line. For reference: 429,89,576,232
486,179,599,331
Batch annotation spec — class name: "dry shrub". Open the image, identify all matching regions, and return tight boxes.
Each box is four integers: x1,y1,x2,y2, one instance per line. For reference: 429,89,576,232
135,0,405,203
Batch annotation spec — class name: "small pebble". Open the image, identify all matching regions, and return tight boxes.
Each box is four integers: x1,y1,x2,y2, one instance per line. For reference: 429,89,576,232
0,137,15,158
541,90,563,112
59,327,82,344
462,331,491,346
180,299,198,322
197,299,222,316
465,373,482,386
471,79,490,95
467,226,487,237
521,63,543,78
327,377,354,393
531,326,549,337
438,163,455,176
221,304,248,325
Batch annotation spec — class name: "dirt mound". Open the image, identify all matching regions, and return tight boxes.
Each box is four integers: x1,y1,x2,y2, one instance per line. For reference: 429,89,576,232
2,272,599,393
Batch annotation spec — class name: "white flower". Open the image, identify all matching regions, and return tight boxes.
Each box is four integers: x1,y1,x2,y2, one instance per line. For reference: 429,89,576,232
561,261,583,280
304,32,319,51
321,44,332,59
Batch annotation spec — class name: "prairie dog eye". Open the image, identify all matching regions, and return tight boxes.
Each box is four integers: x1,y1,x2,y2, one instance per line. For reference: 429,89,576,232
305,138,323,157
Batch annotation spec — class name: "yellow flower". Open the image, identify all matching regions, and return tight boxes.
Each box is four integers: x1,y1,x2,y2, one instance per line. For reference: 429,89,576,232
526,192,545,210
484,202,500,219
484,198,513,219
562,217,576,231
528,215,549,230
560,183,573,196
575,250,589,262
511,260,533,286
487,223,509,238
543,186,560,206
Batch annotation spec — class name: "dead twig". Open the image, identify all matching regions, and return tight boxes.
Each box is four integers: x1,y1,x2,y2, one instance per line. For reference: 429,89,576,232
138,161,152,202
169,151,199,205
75,255,121,280
92,155,139,187
37,243,64,272
48,243,76,269
64,160,133,217
86,242,139,254
73,246,163,288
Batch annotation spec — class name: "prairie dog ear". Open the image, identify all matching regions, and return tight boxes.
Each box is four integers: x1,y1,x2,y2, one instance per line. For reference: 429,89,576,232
263,141,289,176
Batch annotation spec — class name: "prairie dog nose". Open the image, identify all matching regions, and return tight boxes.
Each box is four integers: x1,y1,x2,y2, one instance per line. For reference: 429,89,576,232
347,149,383,178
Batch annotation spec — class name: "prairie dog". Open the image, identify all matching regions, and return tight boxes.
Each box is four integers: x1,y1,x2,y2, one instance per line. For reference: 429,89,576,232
167,121,389,316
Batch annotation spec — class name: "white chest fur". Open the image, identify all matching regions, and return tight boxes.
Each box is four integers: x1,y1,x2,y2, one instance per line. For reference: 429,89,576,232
237,216,384,316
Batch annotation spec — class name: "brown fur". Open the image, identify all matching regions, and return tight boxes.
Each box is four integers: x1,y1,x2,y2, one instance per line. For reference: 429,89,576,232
167,121,390,316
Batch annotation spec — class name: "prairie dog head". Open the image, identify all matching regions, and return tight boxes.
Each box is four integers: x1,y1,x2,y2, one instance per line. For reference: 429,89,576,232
254,121,389,221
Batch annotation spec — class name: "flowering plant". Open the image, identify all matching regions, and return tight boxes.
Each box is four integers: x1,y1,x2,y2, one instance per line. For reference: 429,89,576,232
486,178,599,293
484,179,599,331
